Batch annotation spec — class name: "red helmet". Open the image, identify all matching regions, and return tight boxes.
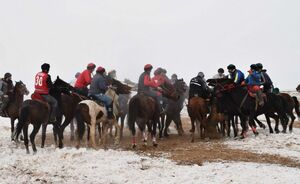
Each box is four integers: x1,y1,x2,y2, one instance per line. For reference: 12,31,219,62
96,66,105,73
87,63,96,69
144,64,153,70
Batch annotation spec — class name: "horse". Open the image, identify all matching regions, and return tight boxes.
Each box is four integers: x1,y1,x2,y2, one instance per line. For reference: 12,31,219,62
160,79,187,138
0,81,29,139
296,84,300,92
253,93,300,133
209,79,288,138
75,100,120,149
127,81,179,148
59,77,131,141
187,97,210,142
117,94,131,138
13,77,70,153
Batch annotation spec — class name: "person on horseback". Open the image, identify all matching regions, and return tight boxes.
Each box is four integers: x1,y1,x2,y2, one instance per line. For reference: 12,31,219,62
256,63,273,93
108,69,117,79
137,64,163,112
34,63,57,122
188,72,210,101
0,73,13,116
171,74,178,85
213,68,226,79
89,66,114,120
244,64,264,106
69,72,80,87
75,63,96,96
227,64,245,84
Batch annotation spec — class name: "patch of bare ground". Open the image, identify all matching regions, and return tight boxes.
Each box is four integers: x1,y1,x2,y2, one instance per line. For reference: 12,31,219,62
35,117,300,168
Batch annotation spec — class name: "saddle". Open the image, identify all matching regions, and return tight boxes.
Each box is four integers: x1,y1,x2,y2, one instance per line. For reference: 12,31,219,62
31,92,47,102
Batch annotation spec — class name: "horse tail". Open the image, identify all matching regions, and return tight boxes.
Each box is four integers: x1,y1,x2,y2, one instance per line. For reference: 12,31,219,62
127,97,138,132
14,105,30,139
75,103,87,140
292,96,300,117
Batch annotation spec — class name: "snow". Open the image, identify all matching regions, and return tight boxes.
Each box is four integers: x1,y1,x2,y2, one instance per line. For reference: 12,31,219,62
1,117,300,183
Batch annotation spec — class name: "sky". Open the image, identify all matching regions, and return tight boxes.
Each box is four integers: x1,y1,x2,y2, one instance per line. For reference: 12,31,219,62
0,0,299,92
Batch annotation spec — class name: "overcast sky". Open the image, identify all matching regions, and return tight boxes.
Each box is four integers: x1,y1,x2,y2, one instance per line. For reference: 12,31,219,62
0,0,299,92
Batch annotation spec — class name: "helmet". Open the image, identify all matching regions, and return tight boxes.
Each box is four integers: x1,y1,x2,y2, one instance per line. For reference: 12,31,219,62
75,72,80,78
154,67,163,75
4,72,11,79
96,66,105,73
218,68,224,73
227,64,236,70
256,63,263,69
197,72,205,78
250,64,257,70
161,68,167,74
171,74,178,79
41,63,50,71
144,64,153,70
87,63,96,70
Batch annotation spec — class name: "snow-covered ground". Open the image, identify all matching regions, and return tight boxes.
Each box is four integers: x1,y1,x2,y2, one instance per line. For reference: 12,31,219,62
1,118,300,183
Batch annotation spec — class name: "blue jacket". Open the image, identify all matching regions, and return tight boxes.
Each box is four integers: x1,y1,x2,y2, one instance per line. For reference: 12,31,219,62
89,73,109,95
245,70,262,86
228,70,244,84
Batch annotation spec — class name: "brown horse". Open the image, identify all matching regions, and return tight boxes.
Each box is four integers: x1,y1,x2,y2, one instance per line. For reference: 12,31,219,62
296,84,300,92
1,81,29,139
127,81,179,148
187,97,209,142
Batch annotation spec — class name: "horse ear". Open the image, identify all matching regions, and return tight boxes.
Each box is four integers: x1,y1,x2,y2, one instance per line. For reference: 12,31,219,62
57,76,60,79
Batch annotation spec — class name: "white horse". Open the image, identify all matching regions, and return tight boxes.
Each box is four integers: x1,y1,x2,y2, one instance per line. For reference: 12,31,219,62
75,99,120,149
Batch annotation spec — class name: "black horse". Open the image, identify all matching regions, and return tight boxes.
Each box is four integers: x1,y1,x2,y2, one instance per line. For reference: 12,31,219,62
159,79,187,138
209,78,288,138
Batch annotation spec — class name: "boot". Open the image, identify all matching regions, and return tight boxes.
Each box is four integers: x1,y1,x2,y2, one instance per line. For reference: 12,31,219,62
107,103,114,119
256,90,264,106
0,101,7,117
49,107,57,123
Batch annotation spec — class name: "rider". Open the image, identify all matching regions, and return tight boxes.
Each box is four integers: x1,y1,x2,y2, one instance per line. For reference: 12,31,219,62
75,63,96,96
88,66,114,119
256,63,273,93
0,73,13,116
244,64,264,106
213,68,226,79
227,64,245,85
188,72,210,101
171,73,178,85
34,63,58,122
69,72,80,87
137,64,162,112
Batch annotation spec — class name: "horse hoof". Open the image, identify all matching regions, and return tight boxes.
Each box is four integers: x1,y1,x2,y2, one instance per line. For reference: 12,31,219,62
262,125,266,129
282,130,287,134
41,145,44,148
26,150,30,154
132,144,137,149
153,142,158,147
275,130,280,134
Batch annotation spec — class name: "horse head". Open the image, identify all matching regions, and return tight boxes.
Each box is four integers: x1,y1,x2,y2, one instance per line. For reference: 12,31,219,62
14,81,29,96
207,78,236,97
174,79,187,95
53,76,75,94
160,81,179,100
297,84,300,92
106,77,132,95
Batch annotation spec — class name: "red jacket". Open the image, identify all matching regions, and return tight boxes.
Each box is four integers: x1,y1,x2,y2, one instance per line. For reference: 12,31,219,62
75,69,93,88
152,75,165,86
34,72,49,94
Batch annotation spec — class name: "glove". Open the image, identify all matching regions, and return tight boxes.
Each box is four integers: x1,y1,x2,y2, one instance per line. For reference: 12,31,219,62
157,86,162,91
3,95,8,98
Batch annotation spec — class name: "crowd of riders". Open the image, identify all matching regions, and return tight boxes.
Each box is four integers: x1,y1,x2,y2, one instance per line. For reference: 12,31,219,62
0,62,297,121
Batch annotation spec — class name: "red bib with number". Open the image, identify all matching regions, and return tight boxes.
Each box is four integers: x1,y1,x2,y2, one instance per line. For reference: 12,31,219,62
34,72,49,94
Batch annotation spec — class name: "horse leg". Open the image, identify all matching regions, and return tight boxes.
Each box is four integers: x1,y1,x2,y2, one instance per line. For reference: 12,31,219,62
70,118,75,141
190,119,196,142
254,117,266,129
23,125,29,154
268,113,279,133
288,112,295,133
175,114,184,136
227,116,231,137
164,116,172,137
89,121,97,149
30,123,41,153
152,119,158,147
249,114,259,136
113,119,121,145
159,115,164,138
10,118,15,141
264,114,274,133
55,122,63,149
41,123,47,148
120,115,125,138
102,121,109,149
